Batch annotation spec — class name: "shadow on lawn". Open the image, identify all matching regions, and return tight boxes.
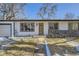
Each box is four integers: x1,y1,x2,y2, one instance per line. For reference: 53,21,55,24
48,44,77,56
45,38,78,55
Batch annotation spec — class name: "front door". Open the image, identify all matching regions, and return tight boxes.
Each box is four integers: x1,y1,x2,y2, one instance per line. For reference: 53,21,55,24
39,23,44,35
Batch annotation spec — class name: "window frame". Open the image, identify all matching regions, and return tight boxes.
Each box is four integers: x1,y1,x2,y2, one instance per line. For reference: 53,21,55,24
68,23,78,31
49,23,58,30
20,22,35,32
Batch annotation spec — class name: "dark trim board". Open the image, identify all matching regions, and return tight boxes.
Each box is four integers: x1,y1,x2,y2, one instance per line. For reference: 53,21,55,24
0,19,79,22
0,23,11,25
0,23,12,37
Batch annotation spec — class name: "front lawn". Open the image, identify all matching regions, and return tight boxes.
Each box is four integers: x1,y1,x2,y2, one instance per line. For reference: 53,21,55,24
46,38,68,45
0,37,78,56
0,38,37,56
0,37,45,56
73,37,79,43
46,38,77,55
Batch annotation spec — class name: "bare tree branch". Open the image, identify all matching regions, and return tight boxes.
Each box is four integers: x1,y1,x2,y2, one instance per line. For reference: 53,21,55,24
0,3,26,20
64,13,75,19
37,3,57,19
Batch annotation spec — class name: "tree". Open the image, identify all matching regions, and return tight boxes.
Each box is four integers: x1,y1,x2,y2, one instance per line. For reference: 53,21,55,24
64,13,75,19
37,3,57,19
0,3,26,20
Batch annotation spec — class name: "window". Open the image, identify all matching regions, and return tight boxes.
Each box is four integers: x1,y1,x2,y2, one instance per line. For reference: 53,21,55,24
54,23,58,30
20,23,35,32
68,23,78,30
68,23,73,30
49,23,58,30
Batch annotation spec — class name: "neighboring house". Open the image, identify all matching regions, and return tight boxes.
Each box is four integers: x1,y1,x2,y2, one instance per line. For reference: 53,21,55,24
0,19,79,37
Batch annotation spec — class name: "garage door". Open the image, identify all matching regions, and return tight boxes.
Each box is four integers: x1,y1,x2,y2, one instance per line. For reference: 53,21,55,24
0,24,11,37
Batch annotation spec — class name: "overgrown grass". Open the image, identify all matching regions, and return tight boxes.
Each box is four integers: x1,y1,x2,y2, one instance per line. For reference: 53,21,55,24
46,38,77,55
73,37,79,43
46,38,67,44
0,38,37,56
0,37,77,56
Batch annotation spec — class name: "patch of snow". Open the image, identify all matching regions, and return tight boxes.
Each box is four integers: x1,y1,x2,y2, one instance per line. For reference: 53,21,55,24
67,41,79,52
75,45,79,52
54,53,61,56
0,37,9,41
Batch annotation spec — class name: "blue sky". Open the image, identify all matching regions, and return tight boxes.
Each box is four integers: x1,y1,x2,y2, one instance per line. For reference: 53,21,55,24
22,3,79,19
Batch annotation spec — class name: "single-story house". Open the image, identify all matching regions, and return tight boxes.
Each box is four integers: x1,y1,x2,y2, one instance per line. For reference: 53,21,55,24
0,19,79,37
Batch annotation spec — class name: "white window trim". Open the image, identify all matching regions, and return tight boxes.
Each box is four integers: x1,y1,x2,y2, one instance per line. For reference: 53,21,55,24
20,23,35,32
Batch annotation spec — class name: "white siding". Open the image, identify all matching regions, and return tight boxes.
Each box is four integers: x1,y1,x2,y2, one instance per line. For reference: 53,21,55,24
44,22,48,35
15,22,49,36
0,21,79,37
15,22,39,36
59,22,68,30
